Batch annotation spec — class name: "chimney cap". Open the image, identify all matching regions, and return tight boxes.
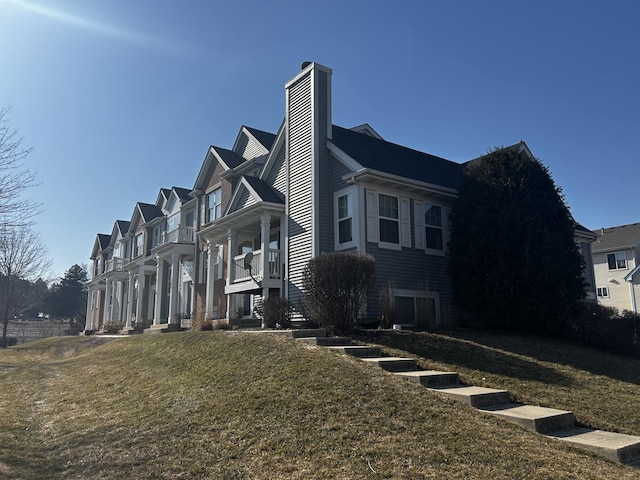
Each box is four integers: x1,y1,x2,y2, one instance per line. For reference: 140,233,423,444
301,61,312,70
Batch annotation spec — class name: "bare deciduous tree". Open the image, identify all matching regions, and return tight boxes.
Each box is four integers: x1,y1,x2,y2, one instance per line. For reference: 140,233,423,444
0,106,41,227
0,227,51,348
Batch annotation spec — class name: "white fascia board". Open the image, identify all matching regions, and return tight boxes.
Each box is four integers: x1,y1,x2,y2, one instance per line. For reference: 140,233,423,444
342,168,459,198
259,120,286,179
625,265,640,282
327,141,363,171
235,126,269,156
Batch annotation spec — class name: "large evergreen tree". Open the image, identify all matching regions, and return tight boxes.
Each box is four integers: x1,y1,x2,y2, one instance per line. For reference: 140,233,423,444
46,264,88,323
448,145,585,335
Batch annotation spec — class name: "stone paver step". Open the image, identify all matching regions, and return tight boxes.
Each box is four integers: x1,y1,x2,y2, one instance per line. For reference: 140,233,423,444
360,356,417,372
480,403,576,433
394,370,460,387
326,345,382,357
429,385,510,408
297,336,353,346
547,427,640,465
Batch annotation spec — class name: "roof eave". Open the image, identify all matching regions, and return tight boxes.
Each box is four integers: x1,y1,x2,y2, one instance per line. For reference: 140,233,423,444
343,168,459,198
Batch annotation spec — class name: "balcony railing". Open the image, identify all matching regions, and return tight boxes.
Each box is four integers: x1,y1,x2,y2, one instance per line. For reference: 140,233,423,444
160,226,195,246
105,257,125,272
231,249,281,283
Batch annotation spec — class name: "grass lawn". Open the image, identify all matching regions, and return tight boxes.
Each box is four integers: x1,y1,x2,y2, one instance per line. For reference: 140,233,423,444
0,331,639,479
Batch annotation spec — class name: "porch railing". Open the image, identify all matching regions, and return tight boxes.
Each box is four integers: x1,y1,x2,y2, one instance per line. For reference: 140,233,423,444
161,226,195,245
231,249,281,283
105,257,125,272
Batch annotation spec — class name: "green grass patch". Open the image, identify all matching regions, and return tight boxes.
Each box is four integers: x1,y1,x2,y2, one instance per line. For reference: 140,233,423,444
0,331,638,479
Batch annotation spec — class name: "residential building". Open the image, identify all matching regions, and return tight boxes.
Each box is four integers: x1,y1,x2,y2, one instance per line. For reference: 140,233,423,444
592,223,640,313
86,61,596,331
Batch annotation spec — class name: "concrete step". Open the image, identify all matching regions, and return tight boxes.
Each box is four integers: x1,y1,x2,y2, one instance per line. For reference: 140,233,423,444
430,385,511,408
143,324,181,334
547,427,640,465
325,345,382,358
117,327,136,335
297,336,353,346
480,403,576,433
394,370,460,387
360,357,417,372
289,328,326,339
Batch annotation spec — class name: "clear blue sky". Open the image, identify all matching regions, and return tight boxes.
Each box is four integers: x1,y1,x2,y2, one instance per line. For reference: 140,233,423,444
1,0,638,280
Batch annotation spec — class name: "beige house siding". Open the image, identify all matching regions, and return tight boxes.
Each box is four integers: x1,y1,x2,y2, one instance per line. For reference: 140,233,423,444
593,250,636,311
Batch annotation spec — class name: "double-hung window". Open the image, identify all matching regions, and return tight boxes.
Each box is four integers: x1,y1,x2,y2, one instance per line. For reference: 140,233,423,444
206,188,222,223
378,194,399,244
607,251,627,270
424,203,443,251
597,287,609,298
134,233,144,257
338,193,353,244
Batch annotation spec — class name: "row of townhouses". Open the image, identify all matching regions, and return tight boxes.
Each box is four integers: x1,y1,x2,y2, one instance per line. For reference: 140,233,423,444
85,61,600,333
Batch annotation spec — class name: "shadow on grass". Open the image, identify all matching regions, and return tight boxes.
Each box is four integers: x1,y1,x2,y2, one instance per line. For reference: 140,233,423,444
447,329,640,386
355,330,574,387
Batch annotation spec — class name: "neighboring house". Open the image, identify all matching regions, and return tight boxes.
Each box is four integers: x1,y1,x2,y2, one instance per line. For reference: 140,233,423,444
591,223,640,313
86,61,596,331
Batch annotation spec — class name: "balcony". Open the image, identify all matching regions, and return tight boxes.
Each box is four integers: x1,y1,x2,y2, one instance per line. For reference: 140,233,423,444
161,226,195,245
105,257,126,272
231,249,281,284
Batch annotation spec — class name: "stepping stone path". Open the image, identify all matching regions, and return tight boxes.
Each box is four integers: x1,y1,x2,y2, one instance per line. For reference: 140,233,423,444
291,329,640,467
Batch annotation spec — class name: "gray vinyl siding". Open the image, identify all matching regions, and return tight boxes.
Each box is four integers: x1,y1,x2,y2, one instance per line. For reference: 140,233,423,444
317,70,333,255
286,73,313,307
236,188,255,210
330,156,352,191
237,134,265,160
365,243,454,322
265,141,287,196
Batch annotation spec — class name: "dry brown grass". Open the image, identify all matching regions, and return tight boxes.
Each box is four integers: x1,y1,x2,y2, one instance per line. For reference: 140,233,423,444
0,331,638,479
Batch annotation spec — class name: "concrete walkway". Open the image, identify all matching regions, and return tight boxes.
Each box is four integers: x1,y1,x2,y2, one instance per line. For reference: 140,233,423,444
289,329,640,468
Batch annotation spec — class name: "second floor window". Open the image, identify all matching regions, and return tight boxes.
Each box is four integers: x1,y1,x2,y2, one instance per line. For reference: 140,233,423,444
206,188,222,223
424,203,443,250
379,194,399,244
337,193,353,245
607,251,627,270
134,233,144,257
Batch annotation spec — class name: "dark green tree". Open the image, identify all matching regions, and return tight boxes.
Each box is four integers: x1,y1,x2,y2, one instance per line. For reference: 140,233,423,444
46,264,88,327
448,145,585,335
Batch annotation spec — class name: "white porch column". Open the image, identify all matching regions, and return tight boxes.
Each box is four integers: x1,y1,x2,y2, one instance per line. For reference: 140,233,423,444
125,272,135,327
135,274,145,325
226,228,237,320
85,289,94,331
205,240,215,319
260,213,271,282
153,256,164,325
168,253,180,325
104,279,113,325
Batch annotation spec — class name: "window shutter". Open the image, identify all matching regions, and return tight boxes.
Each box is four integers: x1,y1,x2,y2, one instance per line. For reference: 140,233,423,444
400,197,411,248
365,190,378,243
414,200,425,250
200,196,206,226
443,206,451,250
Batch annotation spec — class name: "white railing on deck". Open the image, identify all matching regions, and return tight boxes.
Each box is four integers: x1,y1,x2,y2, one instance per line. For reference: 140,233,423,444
231,249,281,283
161,227,195,245
105,257,125,272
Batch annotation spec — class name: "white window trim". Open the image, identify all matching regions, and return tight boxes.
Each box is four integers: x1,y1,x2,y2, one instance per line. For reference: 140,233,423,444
393,288,441,326
597,286,609,298
607,251,627,270
424,202,445,256
366,189,406,251
334,186,358,250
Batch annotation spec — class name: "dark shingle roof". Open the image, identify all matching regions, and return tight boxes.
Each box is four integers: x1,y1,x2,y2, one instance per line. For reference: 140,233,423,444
137,203,163,223
592,223,640,252
212,146,245,169
172,187,192,202
243,175,284,204
245,126,277,150
331,125,464,190
97,234,111,251
116,220,130,236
